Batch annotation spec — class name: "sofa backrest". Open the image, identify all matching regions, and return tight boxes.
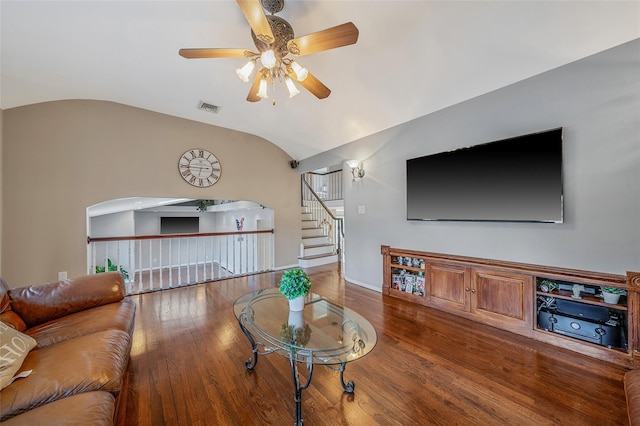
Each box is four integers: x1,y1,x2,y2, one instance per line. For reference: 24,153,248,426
8,273,125,327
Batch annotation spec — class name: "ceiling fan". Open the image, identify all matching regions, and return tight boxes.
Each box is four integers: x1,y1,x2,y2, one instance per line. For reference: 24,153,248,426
179,0,359,103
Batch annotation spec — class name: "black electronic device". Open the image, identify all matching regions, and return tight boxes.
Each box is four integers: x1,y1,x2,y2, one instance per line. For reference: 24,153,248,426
555,299,609,322
406,128,563,222
538,309,621,348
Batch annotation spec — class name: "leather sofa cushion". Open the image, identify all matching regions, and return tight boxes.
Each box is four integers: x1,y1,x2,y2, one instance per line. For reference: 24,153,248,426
626,370,640,426
26,298,136,348
1,391,115,426
0,329,131,421
0,312,27,333
0,278,26,332
9,273,124,327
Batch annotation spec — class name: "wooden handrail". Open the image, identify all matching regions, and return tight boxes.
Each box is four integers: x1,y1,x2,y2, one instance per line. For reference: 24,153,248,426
87,229,274,244
301,177,340,222
305,169,343,176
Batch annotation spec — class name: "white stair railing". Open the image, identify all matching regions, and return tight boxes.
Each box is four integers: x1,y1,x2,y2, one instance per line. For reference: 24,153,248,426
301,175,344,257
87,230,274,295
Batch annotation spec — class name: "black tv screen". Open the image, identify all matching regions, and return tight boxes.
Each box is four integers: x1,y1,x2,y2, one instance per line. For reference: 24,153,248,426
406,128,563,222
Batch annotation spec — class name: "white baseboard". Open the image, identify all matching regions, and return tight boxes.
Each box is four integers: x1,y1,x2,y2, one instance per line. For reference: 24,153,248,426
343,275,382,293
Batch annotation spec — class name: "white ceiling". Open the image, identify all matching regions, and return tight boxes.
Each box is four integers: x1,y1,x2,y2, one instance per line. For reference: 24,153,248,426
2,1,639,160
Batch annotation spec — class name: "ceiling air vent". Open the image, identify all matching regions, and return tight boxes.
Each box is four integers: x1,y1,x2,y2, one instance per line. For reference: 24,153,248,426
198,101,220,114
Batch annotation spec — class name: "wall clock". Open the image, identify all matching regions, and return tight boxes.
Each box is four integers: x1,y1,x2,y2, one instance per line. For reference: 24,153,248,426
178,149,221,187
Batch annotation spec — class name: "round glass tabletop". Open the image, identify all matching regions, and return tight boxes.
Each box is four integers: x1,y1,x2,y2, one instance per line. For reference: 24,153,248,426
233,288,377,365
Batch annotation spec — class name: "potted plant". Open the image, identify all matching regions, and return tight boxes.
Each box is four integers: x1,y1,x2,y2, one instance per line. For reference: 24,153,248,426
96,258,129,280
601,286,626,304
279,268,311,311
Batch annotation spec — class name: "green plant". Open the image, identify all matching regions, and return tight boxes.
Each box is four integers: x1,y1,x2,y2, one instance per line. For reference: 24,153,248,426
96,258,129,280
196,200,215,212
278,268,311,300
602,286,626,295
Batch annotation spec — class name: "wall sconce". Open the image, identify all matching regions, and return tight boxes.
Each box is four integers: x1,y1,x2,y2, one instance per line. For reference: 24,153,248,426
346,160,365,181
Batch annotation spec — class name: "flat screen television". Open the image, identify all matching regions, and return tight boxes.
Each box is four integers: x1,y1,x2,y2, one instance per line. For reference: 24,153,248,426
406,128,563,223
160,217,199,234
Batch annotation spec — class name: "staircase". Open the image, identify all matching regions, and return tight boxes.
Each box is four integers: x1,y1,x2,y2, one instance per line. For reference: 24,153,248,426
298,207,339,268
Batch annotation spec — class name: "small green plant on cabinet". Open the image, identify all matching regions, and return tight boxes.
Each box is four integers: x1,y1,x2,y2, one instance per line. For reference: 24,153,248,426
279,268,311,300
601,286,626,295
96,258,129,280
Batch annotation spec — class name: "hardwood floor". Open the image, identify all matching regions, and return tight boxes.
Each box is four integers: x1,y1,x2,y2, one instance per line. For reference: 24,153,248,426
122,263,629,425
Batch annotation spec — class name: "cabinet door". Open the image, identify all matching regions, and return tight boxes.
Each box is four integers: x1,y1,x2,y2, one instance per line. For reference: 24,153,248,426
428,263,470,314
471,269,533,330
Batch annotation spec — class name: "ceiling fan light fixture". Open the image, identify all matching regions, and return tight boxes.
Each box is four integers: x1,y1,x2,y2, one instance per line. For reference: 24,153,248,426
290,61,308,81
257,77,269,99
179,1,359,103
260,49,277,69
285,76,300,98
235,59,256,82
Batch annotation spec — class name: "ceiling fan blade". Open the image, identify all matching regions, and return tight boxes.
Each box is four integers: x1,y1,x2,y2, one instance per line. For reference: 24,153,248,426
179,48,249,59
246,68,265,102
287,22,359,56
236,0,274,44
286,68,331,99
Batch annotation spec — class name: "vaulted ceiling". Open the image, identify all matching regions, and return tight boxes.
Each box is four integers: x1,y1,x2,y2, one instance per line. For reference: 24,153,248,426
2,1,639,160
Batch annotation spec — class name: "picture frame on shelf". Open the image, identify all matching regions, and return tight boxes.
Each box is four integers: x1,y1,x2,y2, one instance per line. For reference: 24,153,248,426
404,274,416,294
392,274,404,290
416,275,426,296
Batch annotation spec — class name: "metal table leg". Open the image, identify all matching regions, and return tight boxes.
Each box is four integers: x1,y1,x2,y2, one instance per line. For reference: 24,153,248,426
238,315,259,370
290,354,313,425
339,362,355,393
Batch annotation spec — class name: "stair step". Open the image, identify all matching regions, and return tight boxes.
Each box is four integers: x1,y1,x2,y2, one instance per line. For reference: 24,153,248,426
302,235,329,245
302,228,325,237
298,253,339,268
303,243,333,249
302,243,334,257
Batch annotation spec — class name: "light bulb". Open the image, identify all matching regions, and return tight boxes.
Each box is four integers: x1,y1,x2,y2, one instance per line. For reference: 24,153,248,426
290,61,308,81
235,60,255,82
257,78,268,99
260,50,276,69
285,76,300,98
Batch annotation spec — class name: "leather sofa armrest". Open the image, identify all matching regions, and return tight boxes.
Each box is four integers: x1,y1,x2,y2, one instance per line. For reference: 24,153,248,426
8,272,125,327
625,370,640,426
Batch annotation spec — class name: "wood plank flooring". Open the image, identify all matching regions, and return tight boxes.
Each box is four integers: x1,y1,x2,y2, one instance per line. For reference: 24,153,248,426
122,263,630,425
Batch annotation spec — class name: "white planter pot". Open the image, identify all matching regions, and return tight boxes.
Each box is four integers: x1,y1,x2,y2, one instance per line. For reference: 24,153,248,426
288,310,304,329
602,292,621,304
288,295,305,311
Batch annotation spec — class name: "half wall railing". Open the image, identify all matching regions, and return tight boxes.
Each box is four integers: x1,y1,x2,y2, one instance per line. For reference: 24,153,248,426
87,230,274,295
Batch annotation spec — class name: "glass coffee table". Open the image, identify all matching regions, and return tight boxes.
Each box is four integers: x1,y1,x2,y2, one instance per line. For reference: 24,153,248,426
233,288,377,425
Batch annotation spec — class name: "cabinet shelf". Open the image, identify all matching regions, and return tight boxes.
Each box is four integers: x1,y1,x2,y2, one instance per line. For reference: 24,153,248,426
536,289,627,311
391,263,424,273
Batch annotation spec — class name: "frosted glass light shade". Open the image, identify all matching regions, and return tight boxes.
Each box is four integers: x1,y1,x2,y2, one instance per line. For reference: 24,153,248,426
235,60,255,82
260,50,276,69
291,61,308,81
257,78,268,98
285,77,300,98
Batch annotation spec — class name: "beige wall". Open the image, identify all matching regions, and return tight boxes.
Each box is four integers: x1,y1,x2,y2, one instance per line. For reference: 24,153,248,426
0,108,3,276
2,100,301,287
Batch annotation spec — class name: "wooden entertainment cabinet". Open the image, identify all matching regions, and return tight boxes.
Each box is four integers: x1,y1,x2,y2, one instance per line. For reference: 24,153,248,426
381,245,640,367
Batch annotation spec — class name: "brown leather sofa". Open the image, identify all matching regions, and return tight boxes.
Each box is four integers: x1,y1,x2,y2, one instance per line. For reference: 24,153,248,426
0,272,135,425
626,370,640,426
